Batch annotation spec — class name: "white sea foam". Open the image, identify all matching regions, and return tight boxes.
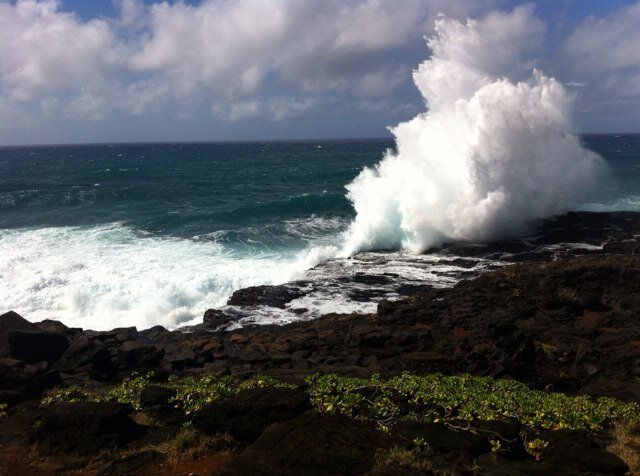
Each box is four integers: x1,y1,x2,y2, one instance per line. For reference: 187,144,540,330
343,6,605,255
0,223,333,330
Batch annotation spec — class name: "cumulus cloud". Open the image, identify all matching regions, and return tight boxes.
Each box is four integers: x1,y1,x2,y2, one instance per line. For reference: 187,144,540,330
557,1,640,130
0,0,639,143
0,0,122,102
0,1,489,125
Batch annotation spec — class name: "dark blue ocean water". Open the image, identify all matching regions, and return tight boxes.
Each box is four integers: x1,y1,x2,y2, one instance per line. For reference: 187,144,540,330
1,136,639,330
0,140,393,249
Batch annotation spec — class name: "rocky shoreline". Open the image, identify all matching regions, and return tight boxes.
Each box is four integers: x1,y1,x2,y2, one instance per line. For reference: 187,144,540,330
1,211,640,474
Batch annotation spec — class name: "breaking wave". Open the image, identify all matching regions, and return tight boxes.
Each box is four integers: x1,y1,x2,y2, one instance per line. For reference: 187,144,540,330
343,6,605,254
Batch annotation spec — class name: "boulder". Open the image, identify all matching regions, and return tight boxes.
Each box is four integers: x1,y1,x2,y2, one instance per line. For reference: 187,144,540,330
217,412,396,475
36,402,145,457
55,335,118,379
0,357,62,404
227,284,306,308
139,385,176,408
477,430,629,475
203,309,238,331
8,330,69,364
116,341,164,370
0,311,36,356
194,386,311,443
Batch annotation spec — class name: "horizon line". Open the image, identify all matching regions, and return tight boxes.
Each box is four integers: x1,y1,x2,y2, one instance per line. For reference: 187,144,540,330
1,132,639,148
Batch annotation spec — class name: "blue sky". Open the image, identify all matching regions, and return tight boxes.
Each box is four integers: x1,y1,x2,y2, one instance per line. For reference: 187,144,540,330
1,0,639,145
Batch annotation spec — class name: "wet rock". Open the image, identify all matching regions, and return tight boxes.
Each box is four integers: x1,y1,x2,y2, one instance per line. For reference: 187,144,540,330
169,348,198,370
396,284,432,296
203,309,238,331
227,284,306,308
344,274,393,285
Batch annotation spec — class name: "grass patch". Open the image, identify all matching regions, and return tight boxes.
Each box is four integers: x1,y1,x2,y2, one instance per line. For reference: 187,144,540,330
607,419,640,474
375,446,434,472
150,427,236,463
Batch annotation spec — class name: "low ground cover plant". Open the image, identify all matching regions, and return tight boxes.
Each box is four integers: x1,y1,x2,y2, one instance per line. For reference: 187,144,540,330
40,371,295,414
39,370,639,436
305,372,640,433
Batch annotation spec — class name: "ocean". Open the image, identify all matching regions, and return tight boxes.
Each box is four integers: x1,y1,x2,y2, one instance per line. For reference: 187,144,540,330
1,135,639,330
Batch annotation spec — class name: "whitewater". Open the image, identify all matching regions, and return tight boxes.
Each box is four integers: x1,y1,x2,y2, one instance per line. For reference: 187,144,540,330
1,7,638,331
344,7,604,254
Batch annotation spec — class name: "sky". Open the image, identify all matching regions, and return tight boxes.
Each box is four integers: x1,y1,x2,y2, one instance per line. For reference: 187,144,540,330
1,0,639,145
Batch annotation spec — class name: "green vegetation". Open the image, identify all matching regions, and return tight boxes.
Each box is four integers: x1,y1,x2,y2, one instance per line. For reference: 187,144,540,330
375,446,435,472
0,403,7,419
103,371,154,410
39,370,638,448
28,370,640,469
32,369,639,468
40,386,90,406
40,372,295,414
306,372,640,433
171,373,294,414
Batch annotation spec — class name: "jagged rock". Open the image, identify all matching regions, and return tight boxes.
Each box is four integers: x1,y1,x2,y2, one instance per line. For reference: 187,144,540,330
167,347,198,370
2,211,640,473
227,284,306,308
0,358,62,404
193,386,311,443
139,385,176,408
393,421,488,454
217,412,396,475
0,311,36,356
203,309,238,330
54,336,118,379
116,341,164,370
8,330,69,364
477,430,629,475
36,402,145,459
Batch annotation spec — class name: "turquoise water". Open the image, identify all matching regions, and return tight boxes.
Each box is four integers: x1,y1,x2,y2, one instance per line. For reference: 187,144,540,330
0,136,638,330
578,134,640,211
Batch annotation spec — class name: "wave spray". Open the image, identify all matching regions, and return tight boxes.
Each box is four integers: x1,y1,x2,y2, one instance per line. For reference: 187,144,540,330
344,7,604,254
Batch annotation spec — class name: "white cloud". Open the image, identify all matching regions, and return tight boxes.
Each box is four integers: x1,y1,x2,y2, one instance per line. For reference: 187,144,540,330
0,0,122,102
226,100,263,122
0,0,488,126
214,96,317,122
64,91,107,121
268,97,316,121
2,0,638,143
556,1,640,129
